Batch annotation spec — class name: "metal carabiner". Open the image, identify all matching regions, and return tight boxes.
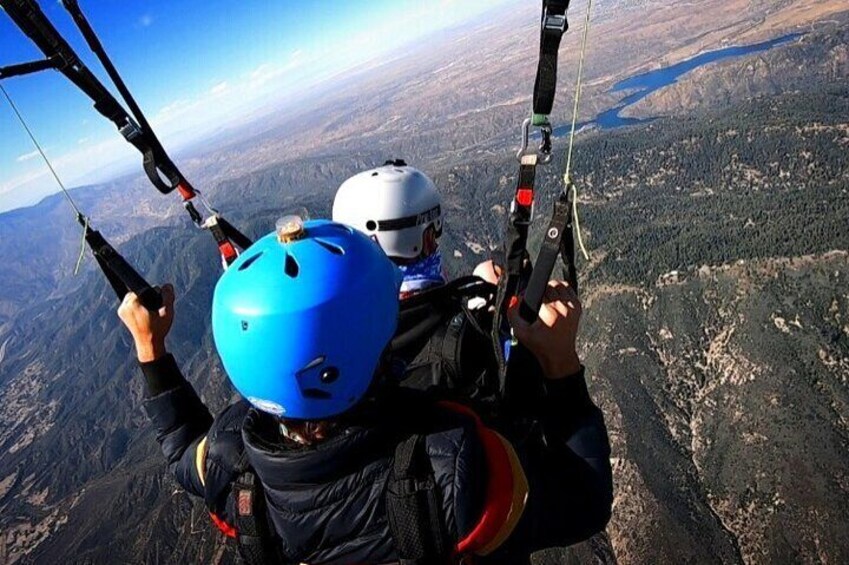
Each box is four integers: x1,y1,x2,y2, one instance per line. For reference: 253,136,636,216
183,187,221,228
516,117,553,164
191,188,219,216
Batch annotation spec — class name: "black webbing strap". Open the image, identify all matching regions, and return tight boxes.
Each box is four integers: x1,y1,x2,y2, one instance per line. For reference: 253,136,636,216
218,216,255,252
0,57,56,79
62,0,186,194
204,215,254,267
438,314,465,386
386,435,453,565
233,471,289,565
15,0,255,263
80,217,162,311
182,197,253,266
491,157,538,392
1,0,179,193
519,189,577,322
533,0,571,118
503,158,538,289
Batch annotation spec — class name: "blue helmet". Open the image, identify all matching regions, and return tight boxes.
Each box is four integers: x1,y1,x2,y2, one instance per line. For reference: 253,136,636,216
212,219,402,420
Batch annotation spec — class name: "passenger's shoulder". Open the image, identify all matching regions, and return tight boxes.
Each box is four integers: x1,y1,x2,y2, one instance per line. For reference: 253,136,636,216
202,400,251,514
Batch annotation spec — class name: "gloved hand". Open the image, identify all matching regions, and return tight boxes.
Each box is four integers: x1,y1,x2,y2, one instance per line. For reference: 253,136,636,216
118,283,175,363
507,280,582,379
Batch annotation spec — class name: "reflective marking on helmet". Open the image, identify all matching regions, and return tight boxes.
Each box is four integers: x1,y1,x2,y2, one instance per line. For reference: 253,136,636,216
248,397,286,416
297,355,327,374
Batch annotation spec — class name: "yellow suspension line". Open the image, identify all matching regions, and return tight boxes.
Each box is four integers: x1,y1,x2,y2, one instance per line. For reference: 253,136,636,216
562,0,594,261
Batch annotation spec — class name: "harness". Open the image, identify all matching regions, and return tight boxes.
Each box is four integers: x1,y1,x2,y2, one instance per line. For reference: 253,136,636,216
490,0,595,396
204,399,524,565
216,438,455,565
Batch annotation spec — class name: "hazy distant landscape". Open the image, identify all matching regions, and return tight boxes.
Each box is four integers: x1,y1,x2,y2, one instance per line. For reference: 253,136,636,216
0,0,847,563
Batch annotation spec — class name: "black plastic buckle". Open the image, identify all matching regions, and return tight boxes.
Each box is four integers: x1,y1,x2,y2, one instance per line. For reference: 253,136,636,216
118,120,143,142
543,10,567,34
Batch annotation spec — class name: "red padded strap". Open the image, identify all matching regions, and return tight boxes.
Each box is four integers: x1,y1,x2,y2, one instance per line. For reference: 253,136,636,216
438,402,523,555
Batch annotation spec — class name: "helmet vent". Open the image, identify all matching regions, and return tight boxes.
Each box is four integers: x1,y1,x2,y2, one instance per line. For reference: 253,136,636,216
328,224,354,235
284,253,300,278
302,388,332,400
315,238,345,256
238,252,264,271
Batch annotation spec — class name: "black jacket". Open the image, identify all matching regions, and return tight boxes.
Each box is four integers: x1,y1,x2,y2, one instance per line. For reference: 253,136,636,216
141,353,612,564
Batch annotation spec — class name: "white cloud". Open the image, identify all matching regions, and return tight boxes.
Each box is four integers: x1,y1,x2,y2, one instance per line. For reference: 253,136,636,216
248,50,305,89
250,63,273,81
0,168,48,196
15,149,40,163
210,81,229,95
1,134,132,203
249,63,278,88
154,98,194,122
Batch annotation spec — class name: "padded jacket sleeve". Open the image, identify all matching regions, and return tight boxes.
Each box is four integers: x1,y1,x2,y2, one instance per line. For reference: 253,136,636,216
139,354,213,499
487,353,613,563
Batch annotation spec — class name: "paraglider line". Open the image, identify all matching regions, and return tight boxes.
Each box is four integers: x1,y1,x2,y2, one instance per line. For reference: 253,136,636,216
562,0,594,261
2,83,90,272
1,83,84,218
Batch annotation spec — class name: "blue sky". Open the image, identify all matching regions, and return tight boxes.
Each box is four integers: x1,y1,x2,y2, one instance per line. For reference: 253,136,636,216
0,0,513,212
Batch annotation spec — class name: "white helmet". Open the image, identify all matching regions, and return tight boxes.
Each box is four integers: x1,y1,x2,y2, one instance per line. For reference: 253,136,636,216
332,160,443,262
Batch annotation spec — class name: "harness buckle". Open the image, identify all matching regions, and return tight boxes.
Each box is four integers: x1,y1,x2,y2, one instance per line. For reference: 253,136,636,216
118,119,142,142
203,214,241,269
509,197,535,224
542,10,567,34
516,118,553,164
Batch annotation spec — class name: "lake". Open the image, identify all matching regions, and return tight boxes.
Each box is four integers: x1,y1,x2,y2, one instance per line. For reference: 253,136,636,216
555,33,802,134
